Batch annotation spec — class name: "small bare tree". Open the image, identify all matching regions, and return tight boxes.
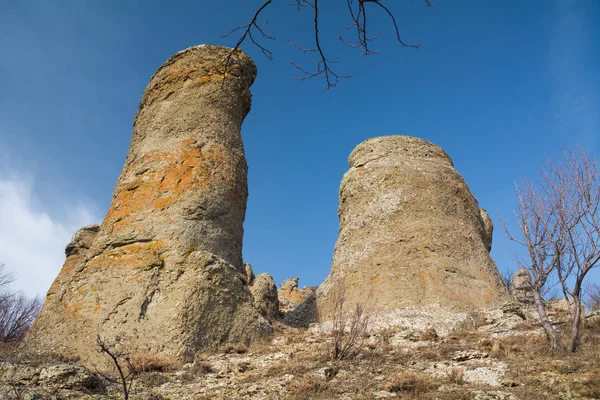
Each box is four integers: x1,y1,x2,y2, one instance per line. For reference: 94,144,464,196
325,278,371,359
0,263,42,344
587,283,600,312
501,179,562,351
546,147,600,352
96,335,135,400
502,146,600,352
0,294,42,343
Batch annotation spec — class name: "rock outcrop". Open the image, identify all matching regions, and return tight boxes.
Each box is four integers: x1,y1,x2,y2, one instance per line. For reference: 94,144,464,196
313,136,510,323
64,224,100,257
509,268,535,306
278,278,316,315
249,273,280,321
25,45,271,368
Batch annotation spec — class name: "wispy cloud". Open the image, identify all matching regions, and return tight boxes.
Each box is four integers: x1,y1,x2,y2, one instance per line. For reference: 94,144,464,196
550,0,599,149
0,170,99,299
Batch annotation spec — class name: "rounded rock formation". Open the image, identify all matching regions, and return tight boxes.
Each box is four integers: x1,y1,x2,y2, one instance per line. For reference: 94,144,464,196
25,45,271,368
315,136,510,322
250,273,280,321
509,268,535,306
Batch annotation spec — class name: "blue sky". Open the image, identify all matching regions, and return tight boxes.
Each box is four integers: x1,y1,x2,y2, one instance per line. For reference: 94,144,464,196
0,1,599,299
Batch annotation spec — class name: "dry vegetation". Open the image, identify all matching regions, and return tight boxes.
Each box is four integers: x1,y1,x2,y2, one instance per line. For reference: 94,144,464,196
2,307,600,399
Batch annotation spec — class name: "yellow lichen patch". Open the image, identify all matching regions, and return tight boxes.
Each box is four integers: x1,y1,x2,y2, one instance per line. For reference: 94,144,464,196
144,62,229,107
89,240,167,272
65,302,82,318
103,139,238,234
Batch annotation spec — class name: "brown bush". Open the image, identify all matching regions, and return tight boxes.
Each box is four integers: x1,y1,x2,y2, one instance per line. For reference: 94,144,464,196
386,371,435,394
290,375,328,394
220,344,248,354
447,368,465,385
129,354,174,373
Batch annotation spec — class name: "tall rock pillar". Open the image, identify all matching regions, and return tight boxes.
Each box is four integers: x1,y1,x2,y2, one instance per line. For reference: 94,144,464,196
315,136,510,323
26,45,271,367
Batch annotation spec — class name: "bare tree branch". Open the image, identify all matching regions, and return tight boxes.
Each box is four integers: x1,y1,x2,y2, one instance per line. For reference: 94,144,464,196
0,263,42,344
502,146,600,352
96,335,135,400
228,0,432,89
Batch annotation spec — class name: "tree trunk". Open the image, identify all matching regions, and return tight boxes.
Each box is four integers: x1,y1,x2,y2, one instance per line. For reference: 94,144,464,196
567,295,582,352
533,289,559,351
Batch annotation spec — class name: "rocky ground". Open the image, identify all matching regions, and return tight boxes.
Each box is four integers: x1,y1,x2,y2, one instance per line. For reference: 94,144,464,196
2,304,600,400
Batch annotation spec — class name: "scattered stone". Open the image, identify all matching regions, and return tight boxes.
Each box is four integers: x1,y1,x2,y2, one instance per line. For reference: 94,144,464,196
473,390,520,400
451,350,488,362
463,364,507,387
585,310,600,322
548,298,579,313
38,364,105,393
479,303,529,338
316,366,338,380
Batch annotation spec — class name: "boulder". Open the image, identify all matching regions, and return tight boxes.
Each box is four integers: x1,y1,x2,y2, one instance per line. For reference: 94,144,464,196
311,136,510,325
250,273,280,321
25,45,271,368
509,268,535,306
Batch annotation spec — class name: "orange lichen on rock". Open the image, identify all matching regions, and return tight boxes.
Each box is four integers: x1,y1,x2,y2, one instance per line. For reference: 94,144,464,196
104,140,237,234
88,240,166,272
25,45,269,369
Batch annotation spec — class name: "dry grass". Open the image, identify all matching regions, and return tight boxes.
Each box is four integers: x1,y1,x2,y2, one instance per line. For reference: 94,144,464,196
129,354,174,373
386,371,436,394
447,368,465,385
136,371,170,388
220,344,249,354
289,374,328,393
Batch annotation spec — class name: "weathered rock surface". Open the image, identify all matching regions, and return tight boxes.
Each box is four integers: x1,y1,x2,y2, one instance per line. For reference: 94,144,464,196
312,136,510,323
278,278,316,315
25,45,271,368
65,224,100,257
509,268,535,306
250,273,280,321
244,263,255,285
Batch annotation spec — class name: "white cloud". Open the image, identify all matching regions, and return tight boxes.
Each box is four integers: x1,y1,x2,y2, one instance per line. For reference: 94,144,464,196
0,174,99,299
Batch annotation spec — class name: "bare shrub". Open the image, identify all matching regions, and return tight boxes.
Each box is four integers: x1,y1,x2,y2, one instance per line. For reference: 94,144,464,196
96,335,135,400
325,278,371,360
0,294,42,343
587,283,600,312
0,263,42,344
